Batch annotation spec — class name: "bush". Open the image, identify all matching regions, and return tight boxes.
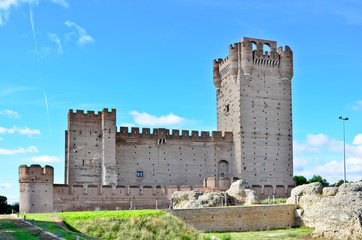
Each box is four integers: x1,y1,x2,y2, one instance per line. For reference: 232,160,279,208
308,175,329,186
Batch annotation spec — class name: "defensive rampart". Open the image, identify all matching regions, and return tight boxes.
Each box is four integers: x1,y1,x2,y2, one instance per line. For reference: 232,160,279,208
169,205,295,232
117,127,233,142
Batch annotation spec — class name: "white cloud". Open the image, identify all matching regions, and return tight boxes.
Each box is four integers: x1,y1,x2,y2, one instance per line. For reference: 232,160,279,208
51,0,68,8
0,183,12,189
0,0,16,25
65,21,95,45
0,109,20,118
293,140,305,155
48,32,62,54
293,138,323,154
119,123,135,128
5,195,18,204
18,126,40,135
293,157,312,171
0,0,19,11
294,132,362,183
130,111,185,127
352,100,362,110
0,0,66,25
298,157,362,184
306,133,329,147
0,126,40,136
0,126,15,134
0,146,38,155
31,155,61,163
352,133,362,145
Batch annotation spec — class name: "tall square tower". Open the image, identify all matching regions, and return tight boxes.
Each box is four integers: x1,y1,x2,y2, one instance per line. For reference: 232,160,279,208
214,37,293,186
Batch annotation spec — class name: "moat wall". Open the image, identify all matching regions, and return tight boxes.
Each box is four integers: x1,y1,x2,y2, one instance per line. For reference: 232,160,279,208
169,205,295,232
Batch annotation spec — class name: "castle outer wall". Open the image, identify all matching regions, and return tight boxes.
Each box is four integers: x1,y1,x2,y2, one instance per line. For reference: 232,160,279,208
66,109,234,189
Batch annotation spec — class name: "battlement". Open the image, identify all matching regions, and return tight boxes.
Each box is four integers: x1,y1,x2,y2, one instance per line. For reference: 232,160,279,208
242,37,277,52
116,127,233,142
68,108,116,121
213,36,293,84
278,45,292,53
19,164,54,183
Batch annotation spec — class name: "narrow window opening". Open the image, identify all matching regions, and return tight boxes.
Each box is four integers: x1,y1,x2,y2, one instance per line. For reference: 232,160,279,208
137,171,143,177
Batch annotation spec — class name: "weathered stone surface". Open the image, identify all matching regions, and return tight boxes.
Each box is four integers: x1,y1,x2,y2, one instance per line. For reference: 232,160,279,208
289,182,323,197
172,180,261,209
198,192,235,207
288,182,362,240
226,180,259,204
322,187,338,196
171,191,203,209
170,205,295,232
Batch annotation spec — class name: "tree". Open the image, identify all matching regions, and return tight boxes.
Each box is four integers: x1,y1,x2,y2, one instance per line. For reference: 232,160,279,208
307,175,329,186
293,175,307,186
332,179,349,187
0,195,11,214
11,202,19,212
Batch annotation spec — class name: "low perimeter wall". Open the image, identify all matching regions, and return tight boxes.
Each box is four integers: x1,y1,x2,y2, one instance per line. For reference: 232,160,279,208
169,205,295,232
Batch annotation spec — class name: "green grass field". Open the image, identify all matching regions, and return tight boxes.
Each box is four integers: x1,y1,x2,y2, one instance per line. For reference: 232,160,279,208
21,210,201,240
0,215,56,240
15,210,318,240
204,227,318,240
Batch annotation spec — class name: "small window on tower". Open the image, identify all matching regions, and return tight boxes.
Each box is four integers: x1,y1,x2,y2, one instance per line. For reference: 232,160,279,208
226,104,230,112
137,171,143,177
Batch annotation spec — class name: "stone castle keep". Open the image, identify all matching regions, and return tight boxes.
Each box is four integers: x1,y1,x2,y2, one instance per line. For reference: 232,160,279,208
19,37,294,213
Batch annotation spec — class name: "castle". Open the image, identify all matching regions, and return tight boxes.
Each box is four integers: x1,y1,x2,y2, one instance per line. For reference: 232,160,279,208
19,37,294,213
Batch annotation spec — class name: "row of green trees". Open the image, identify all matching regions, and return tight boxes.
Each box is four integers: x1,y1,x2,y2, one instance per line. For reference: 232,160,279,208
0,195,19,214
293,175,357,187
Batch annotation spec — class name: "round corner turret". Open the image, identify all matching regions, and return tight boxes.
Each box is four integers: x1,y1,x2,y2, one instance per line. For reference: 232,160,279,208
19,164,54,213
278,45,293,81
229,43,239,78
240,39,253,76
213,59,221,90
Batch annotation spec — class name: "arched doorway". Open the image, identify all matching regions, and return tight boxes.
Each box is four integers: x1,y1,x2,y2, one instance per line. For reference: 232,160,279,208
218,160,229,178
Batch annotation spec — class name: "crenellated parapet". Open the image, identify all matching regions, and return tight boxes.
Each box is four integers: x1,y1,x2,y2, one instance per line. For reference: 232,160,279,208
19,164,54,183
68,108,116,117
213,37,293,86
116,127,233,142
68,108,116,122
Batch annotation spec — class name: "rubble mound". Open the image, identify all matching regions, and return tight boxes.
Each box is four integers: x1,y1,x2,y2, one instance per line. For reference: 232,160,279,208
287,182,362,240
171,180,259,209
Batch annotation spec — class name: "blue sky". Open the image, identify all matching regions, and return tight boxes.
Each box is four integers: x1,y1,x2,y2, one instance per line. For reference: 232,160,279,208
1,0,361,203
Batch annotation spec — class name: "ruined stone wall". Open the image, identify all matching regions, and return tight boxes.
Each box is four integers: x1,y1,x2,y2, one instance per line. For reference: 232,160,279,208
116,128,234,188
214,37,293,187
169,205,295,232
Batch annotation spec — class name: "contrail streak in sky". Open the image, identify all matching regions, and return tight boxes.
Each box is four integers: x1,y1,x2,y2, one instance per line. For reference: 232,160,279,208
42,80,52,136
29,3,52,136
29,5,39,60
